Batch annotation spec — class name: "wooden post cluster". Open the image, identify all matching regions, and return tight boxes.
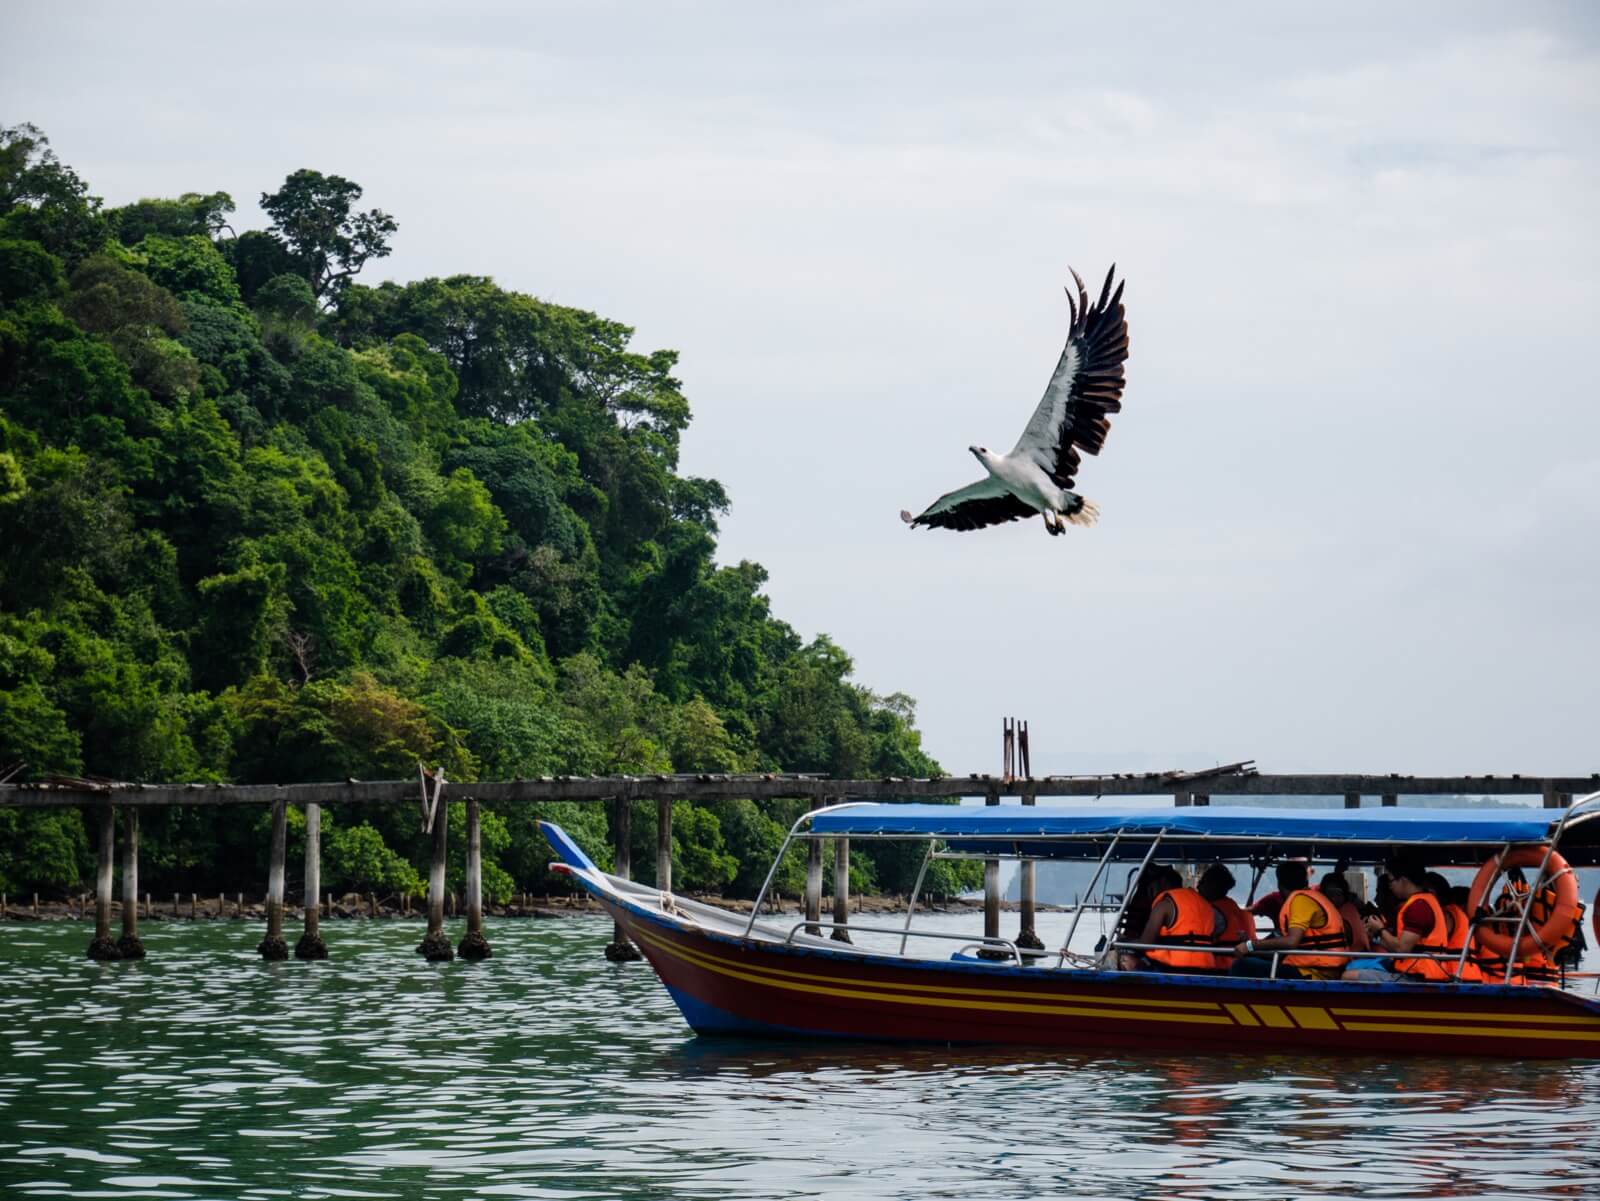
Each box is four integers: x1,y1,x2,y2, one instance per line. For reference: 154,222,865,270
603,797,641,961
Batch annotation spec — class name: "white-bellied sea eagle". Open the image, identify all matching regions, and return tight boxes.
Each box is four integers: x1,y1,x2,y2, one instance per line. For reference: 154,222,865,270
901,265,1129,536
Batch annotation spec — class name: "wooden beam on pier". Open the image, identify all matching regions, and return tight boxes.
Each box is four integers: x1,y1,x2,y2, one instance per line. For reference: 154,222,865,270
6,771,1597,808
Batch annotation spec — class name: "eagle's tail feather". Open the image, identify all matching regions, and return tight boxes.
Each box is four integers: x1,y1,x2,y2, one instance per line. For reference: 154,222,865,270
1064,498,1099,528
899,509,915,525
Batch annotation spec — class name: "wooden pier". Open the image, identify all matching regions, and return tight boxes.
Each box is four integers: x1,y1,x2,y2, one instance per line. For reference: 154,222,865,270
3,770,1593,963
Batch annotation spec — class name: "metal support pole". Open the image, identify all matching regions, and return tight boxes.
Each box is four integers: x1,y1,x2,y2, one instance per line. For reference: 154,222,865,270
831,837,852,943
295,802,327,959
656,797,672,896
87,806,119,959
418,797,453,961
604,798,641,961
118,807,144,958
258,799,288,960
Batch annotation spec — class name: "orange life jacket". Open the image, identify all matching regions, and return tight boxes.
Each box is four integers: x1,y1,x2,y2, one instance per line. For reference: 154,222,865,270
1392,892,1453,981
1441,903,1484,982
1147,887,1219,969
1277,889,1349,970
1210,897,1255,969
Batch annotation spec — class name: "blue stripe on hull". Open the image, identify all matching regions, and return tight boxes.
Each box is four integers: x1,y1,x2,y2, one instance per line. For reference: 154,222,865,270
665,985,844,1040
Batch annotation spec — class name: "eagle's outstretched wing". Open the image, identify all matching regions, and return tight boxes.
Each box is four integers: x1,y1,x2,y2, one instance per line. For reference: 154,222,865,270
901,477,1036,532
1010,265,1129,490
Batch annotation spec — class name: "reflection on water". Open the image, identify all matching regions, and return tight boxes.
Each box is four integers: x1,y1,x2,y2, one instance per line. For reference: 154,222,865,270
2,916,1598,1200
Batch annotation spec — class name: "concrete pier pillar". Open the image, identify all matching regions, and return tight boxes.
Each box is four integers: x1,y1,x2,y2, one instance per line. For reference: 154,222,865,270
1016,789,1043,953
1543,783,1568,809
257,799,288,960
117,808,145,959
295,802,327,960
1173,789,1192,807
1344,792,1360,809
1381,794,1397,808
458,798,491,960
418,798,453,961
87,806,120,960
604,798,640,961
656,798,672,896
980,785,1004,957
831,838,852,943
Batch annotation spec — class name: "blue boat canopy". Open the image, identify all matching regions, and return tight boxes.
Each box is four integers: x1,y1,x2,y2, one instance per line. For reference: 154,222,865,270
806,804,1600,865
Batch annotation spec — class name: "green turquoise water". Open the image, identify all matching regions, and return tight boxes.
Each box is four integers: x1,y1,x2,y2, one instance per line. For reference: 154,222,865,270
3,915,1599,1200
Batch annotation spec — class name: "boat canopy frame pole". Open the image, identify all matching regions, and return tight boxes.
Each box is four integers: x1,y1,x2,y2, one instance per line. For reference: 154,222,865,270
1495,792,1596,983
742,802,867,940
899,841,936,955
1096,830,1166,970
1058,832,1123,967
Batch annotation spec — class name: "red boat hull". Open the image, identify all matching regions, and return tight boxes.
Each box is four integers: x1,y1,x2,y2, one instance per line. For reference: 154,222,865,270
608,900,1600,1059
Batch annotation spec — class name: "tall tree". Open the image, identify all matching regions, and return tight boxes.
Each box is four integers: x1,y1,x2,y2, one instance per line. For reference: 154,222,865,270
259,169,395,303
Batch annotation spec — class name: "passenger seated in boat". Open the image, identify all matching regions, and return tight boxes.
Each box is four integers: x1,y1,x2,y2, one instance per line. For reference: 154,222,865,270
1343,858,1460,982
1229,861,1349,979
1319,873,1369,953
1137,869,1225,973
1428,872,1484,982
1115,865,1182,971
1249,859,1310,926
1204,865,1255,965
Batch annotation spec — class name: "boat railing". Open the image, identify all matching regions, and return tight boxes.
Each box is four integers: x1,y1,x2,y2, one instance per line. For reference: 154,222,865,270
1106,939,1544,981
784,919,1025,965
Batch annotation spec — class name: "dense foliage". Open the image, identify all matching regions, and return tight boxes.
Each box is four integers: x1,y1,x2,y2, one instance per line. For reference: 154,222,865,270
0,124,977,903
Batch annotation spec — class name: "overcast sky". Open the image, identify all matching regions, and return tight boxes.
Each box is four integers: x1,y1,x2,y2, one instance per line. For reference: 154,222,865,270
8,3,1598,779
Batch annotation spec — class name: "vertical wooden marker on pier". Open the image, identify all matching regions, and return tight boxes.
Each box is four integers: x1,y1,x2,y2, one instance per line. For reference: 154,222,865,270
295,802,327,960
604,798,641,961
656,798,673,897
831,836,852,943
118,808,144,959
258,799,289,960
804,799,824,936
419,795,453,961
458,797,491,960
87,806,120,960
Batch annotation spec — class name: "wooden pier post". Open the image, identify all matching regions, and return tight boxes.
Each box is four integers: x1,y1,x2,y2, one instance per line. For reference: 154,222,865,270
458,797,491,960
980,784,1003,957
604,798,640,961
656,798,673,896
1543,783,1568,809
831,838,852,943
295,802,327,960
1173,789,1192,807
1016,787,1043,953
804,800,824,936
87,806,120,959
1193,793,1210,807
1344,791,1360,809
117,808,144,959
1381,793,1397,808
257,799,289,960
418,797,453,961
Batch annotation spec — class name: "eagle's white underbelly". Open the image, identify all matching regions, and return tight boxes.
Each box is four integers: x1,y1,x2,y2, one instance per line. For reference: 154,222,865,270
988,454,1066,512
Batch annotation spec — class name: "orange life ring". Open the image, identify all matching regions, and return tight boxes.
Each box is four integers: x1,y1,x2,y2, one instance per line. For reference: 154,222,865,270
1593,886,1599,947
1467,847,1579,961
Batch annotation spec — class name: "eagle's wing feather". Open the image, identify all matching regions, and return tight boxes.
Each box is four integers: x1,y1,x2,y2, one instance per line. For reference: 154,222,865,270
902,476,1036,532
1010,265,1129,490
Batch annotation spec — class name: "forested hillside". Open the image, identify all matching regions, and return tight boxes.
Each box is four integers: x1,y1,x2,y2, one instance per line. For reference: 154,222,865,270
0,123,973,903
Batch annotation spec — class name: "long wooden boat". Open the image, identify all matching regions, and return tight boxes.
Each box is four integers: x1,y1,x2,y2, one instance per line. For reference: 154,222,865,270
541,795,1600,1058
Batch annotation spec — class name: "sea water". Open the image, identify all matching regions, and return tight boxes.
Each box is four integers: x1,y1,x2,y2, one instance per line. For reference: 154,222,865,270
2,915,1598,1200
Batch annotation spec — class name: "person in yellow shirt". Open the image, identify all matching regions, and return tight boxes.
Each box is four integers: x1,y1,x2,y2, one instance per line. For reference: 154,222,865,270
1229,861,1350,980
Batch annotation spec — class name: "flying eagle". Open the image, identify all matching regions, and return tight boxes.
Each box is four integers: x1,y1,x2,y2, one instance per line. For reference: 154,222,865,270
901,266,1129,536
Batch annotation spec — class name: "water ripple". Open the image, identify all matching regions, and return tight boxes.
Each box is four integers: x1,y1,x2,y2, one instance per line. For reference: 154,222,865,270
3,917,1599,1199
